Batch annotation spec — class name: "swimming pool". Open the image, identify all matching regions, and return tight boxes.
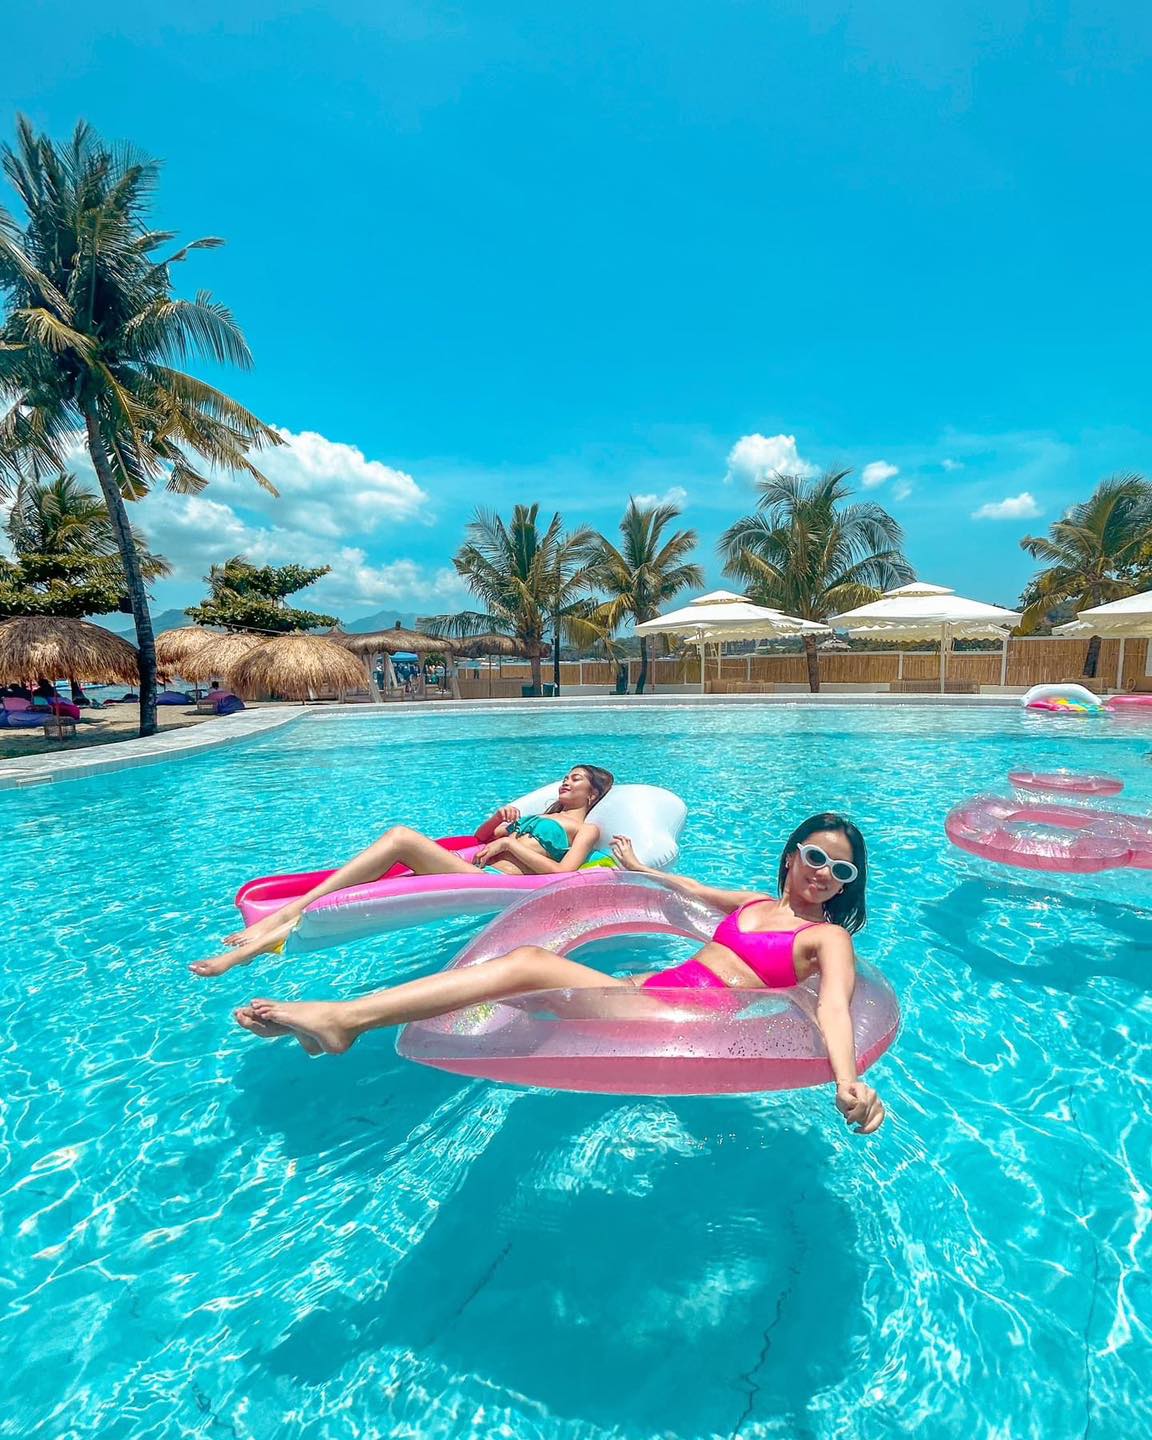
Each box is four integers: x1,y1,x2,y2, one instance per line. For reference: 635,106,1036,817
3,704,1150,1439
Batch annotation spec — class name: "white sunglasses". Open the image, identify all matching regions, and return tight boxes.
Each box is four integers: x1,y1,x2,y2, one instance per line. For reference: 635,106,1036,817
797,843,858,885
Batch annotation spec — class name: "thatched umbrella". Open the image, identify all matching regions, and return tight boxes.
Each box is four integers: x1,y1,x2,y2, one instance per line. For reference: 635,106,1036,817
451,632,547,659
154,626,221,671
0,615,139,685
336,621,457,657
230,633,367,700
447,632,551,697
179,631,265,684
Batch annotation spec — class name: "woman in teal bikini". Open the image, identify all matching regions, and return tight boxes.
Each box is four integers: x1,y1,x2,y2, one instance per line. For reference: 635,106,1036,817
192,765,615,976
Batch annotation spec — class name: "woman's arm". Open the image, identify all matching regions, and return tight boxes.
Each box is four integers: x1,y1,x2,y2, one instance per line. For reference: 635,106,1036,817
610,837,761,913
813,929,885,1135
474,805,521,843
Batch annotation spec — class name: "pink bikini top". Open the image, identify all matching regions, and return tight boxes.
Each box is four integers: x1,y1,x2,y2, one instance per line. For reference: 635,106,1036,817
711,903,822,988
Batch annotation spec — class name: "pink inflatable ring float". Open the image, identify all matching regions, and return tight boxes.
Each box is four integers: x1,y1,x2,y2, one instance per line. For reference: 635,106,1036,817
397,872,901,1096
1008,769,1124,801
945,794,1152,873
1105,694,1152,714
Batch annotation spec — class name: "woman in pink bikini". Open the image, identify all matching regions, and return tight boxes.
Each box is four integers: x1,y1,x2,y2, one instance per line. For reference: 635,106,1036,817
235,812,885,1135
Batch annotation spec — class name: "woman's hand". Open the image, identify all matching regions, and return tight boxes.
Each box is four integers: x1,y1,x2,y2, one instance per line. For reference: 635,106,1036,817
475,839,508,865
835,1081,885,1135
496,805,521,826
611,836,646,872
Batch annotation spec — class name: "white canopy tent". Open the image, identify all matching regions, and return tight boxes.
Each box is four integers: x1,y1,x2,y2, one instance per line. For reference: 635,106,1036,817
635,590,828,693
1055,588,1152,690
828,582,1022,692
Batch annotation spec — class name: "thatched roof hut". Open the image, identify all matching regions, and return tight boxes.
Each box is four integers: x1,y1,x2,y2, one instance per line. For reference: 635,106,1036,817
230,633,367,699
452,632,548,659
337,621,456,657
154,626,221,670
179,631,265,683
0,615,139,684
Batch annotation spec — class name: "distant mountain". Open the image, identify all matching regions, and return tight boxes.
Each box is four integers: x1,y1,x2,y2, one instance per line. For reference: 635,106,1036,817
343,609,433,634
102,608,190,636
101,606,453,637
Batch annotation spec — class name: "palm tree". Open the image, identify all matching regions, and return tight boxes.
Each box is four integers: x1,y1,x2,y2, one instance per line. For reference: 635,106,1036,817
585,498,703,693
8,471,169,583
1018,474,1152,677
425,504,600,694
0,118,281,735
719,469,913,692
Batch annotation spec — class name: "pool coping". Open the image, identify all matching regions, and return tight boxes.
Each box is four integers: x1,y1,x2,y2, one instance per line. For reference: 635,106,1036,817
0,691,1028,791
0,705,303,790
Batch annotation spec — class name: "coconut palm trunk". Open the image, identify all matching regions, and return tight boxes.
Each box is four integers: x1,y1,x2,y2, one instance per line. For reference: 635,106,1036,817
802,632,821,692
83,406,157,734
637,635,650,694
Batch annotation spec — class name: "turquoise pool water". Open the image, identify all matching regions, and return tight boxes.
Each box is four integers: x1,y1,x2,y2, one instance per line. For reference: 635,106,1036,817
3,704,1151,1439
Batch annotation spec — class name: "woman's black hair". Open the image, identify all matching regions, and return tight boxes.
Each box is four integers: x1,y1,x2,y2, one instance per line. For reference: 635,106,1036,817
547,764,615,814
777,812,868,934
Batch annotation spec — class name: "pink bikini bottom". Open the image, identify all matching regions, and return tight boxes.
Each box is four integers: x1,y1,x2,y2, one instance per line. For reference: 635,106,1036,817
639,959,747,1011
642,958,728,991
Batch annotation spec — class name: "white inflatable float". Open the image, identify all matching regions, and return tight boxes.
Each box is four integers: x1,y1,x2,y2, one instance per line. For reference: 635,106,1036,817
234,781,687,952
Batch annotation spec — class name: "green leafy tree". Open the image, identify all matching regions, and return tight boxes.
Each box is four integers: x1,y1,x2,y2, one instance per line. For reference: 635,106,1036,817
0,118,281,735
585,498,703,693
185,555,337,633
0,472,169,618
719,469,913,691
425,504,601,693
1018,474,1152,676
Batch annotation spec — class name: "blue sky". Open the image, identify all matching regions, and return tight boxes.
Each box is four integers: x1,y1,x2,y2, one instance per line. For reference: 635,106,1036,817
3,0,1151,621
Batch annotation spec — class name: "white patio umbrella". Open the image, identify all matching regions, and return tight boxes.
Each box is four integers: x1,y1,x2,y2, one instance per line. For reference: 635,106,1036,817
636,590,828,693
828,581,1021,692
1055,588,1152,689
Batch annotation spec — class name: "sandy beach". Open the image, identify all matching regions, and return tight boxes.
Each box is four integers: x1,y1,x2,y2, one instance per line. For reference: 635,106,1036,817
0,705,241,760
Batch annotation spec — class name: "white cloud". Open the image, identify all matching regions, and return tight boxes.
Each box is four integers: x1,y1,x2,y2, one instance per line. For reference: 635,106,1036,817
941,458,964,472
861,460,898,489
49,424,458,612
891,481,913,501
304,552,469,611
724,433,816,486
972,492,1042,521
206,427,430,538
632,486,688,509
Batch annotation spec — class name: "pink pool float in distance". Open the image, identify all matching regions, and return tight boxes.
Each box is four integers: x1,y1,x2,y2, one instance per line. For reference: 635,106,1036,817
946,794,1152,874
397,872,901,1096
1105,694,1152,714
1008,769,1125,802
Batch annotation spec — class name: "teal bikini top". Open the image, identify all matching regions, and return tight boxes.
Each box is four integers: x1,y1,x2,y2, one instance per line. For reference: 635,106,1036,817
507,813,614,869
509,814,572,861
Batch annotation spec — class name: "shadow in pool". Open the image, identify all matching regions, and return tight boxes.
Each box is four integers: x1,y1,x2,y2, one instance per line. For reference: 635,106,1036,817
227,1029,469,1168
254,1093,866,1439
922,877,1152,995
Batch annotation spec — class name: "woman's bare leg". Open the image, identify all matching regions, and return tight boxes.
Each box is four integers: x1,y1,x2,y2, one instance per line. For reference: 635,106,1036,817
197,828,489,977
234,946,630,1054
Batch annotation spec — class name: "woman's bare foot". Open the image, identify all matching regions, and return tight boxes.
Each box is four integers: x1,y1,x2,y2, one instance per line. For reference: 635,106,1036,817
191,920,294,977
249,998,359,1055
233,1005,322,1055
191,945,260,977
221,914,287,947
